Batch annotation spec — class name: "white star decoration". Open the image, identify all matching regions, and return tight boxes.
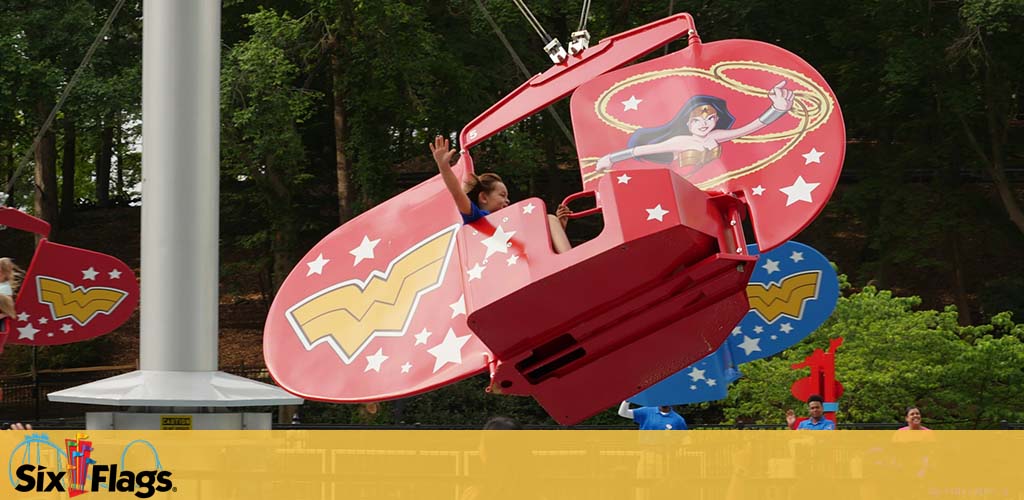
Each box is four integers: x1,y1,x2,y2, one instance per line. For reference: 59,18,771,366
60,324,73,333
762,259,781,274
350,236,381,266
17,323,39,341
621,95,643,111
480,225,516,259
707,378,717,387
751,185,766,196
16,312,29,322
753,325,764,334
364,348,388,372
522,203,536,215
414,328,433,346
306,253,330,276
108,269,122,279
38,318,48,325
428,328,471,373
780,323,794,334
770,335,778,340
790,251,805,263
506,254,519,266
779,176,820,206
690,385,698,391
731,326,743,336
466,263,486,281
737,335,762,356
82,267,98,280
617,174,632,184
688,367,706,382
646,204,669,222
449,295,466,318
401,362,412,374
802,148,825,164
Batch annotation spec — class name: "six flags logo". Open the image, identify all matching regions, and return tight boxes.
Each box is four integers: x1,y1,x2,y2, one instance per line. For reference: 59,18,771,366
12,433,173,498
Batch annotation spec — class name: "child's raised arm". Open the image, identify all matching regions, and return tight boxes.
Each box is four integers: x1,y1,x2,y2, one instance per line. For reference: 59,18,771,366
430,136,472,216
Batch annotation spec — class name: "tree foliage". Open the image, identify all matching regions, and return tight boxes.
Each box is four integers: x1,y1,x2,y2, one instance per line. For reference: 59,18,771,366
723,281,1024,429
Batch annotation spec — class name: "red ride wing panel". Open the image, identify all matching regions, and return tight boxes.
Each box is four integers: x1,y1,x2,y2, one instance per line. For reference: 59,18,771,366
571,39,845,252
8,240,139,346
0,207,51,237
263,165,492,402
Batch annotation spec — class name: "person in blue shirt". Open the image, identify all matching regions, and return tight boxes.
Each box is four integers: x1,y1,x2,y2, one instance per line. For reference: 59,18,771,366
787,394,835,430
618,401,688,430
431,136,572,253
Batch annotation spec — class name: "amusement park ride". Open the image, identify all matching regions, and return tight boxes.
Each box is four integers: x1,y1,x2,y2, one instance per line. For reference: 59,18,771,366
0,12,845,425
0,207,139,352
263,13,847,425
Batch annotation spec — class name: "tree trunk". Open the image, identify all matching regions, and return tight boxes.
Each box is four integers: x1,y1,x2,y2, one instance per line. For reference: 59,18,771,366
96,120,114,207
960,56,1024,237
266,158,295,294
948,232,972,326
114,118,124,198
941,129,972,326
3,150,13,204
983,66,1024,236
330,35,353,224
60,118,76,225
34,100,59,234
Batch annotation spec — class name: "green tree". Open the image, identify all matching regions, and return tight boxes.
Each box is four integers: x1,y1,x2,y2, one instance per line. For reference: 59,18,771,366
723,285,1024,429
221,9,319,291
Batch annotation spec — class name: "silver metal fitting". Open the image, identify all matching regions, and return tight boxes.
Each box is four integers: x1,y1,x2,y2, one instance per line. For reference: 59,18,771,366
544,38,568,64
568,30,590,55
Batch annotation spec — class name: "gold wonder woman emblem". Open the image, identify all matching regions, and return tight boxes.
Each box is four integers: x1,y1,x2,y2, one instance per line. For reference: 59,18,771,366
286,225,459,364
37,276,129,326
746,270,821,323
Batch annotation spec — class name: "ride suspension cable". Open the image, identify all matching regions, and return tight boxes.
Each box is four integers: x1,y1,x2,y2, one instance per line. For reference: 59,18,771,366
510,0,552,44
472,0,576,148
577,0,591,32
2,0,128,207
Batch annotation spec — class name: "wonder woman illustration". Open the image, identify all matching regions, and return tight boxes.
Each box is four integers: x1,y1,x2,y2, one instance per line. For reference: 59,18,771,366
595,80,794,177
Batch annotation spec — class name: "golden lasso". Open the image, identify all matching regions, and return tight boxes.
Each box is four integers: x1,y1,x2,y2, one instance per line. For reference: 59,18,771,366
583,61,834,190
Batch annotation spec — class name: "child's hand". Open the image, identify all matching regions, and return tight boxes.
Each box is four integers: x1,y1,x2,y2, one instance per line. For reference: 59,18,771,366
556,204,572,228
429,135,456,169
785,409,796,428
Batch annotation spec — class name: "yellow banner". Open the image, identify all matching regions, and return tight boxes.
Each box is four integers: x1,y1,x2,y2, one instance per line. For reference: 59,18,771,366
2,431,1020,499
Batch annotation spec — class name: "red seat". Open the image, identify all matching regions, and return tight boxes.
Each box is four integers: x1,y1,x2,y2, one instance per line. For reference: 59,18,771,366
458,167,755,424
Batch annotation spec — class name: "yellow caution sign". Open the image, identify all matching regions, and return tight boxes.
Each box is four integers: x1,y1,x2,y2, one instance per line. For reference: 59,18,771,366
159,415,193,430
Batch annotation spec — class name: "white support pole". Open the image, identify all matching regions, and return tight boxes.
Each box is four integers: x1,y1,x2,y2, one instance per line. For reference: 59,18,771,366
139,0,220,371
49,0,302,416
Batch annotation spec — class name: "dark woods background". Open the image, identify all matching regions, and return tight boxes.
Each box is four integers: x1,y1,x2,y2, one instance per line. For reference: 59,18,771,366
0,0,1022,427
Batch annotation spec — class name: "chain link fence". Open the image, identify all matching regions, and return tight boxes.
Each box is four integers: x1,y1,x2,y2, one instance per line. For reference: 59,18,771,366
3,366,1022,430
